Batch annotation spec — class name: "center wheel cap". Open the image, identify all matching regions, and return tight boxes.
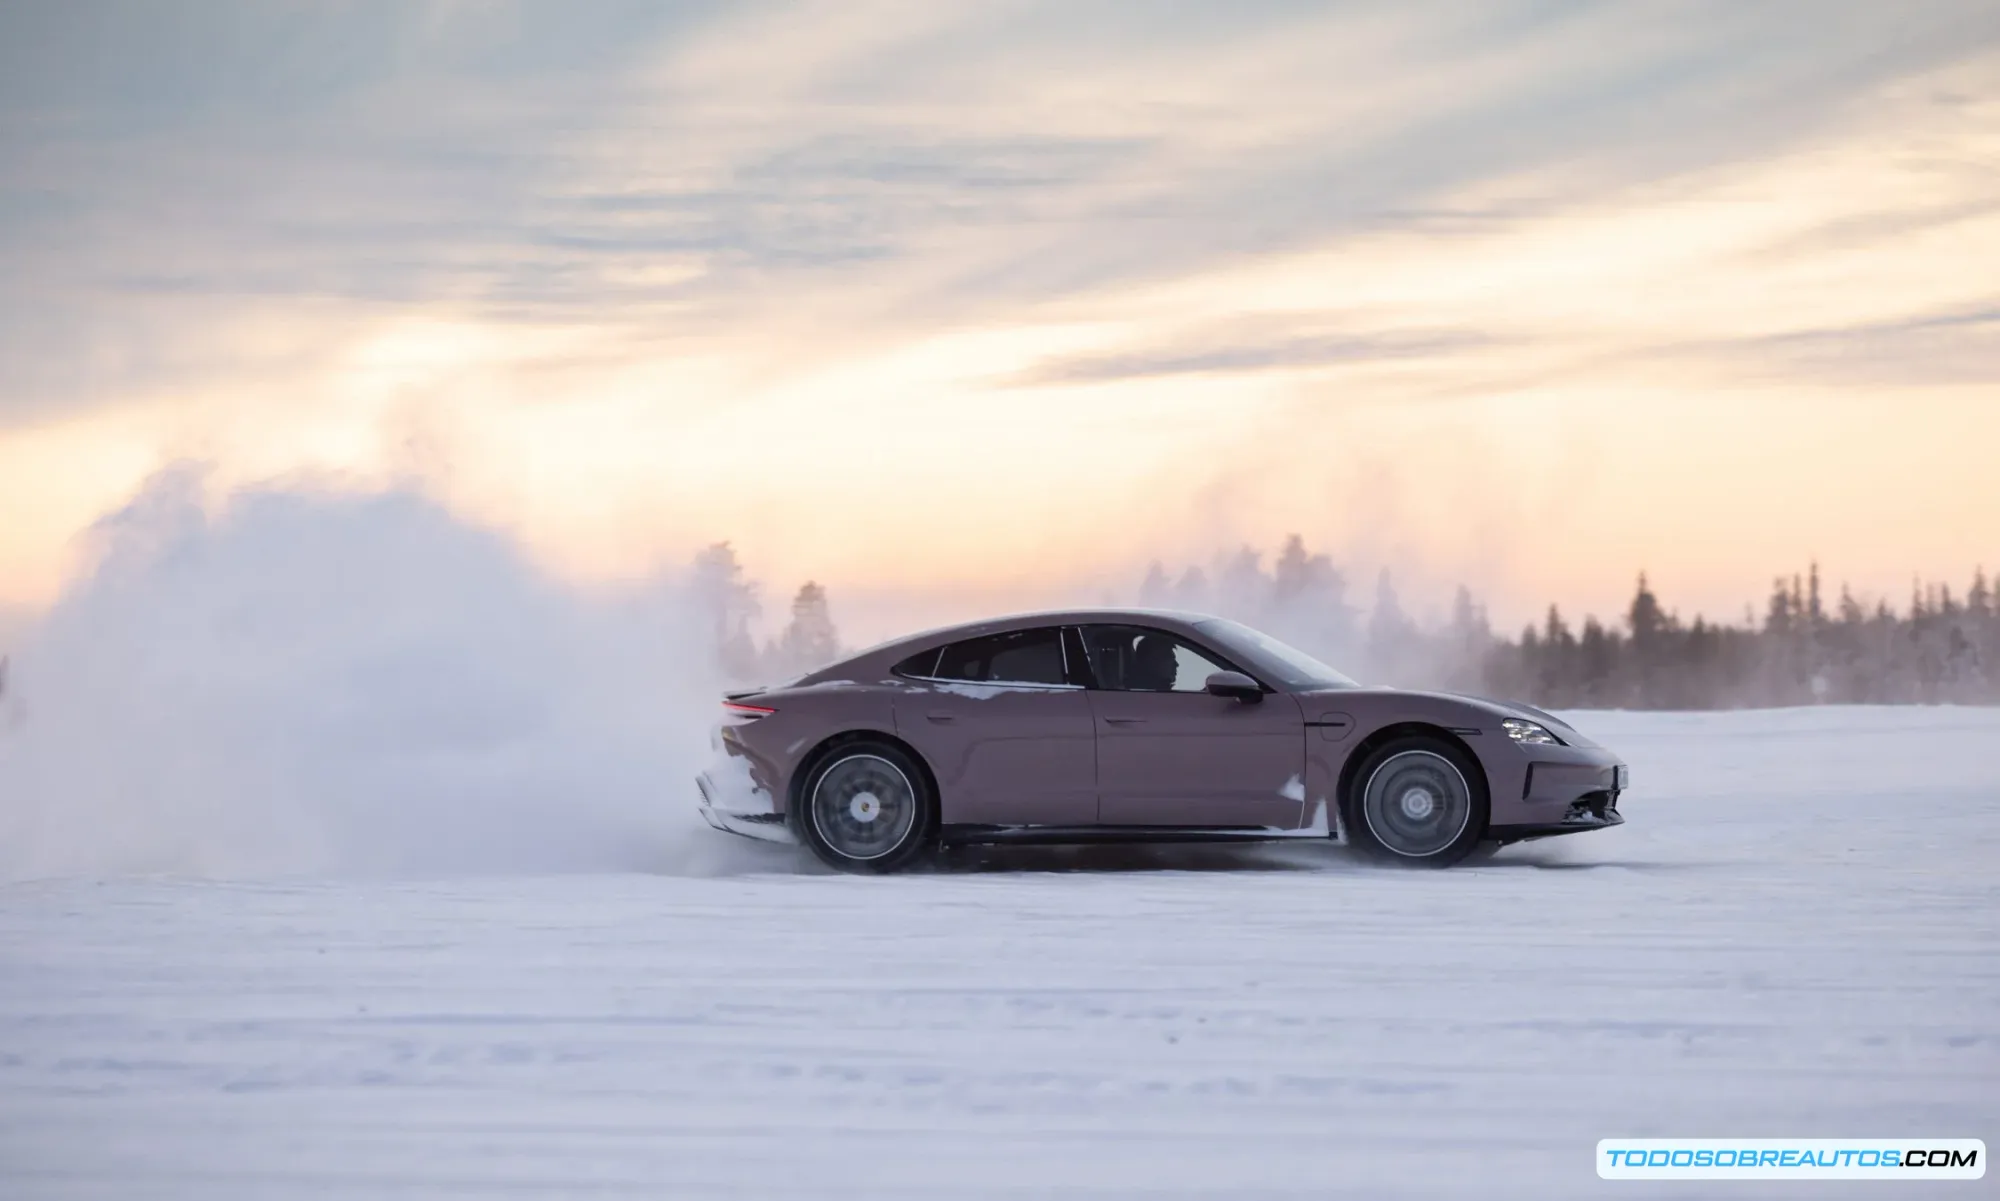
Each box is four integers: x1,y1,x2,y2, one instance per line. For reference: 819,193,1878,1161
1399,787,1437,821
848,792,882,823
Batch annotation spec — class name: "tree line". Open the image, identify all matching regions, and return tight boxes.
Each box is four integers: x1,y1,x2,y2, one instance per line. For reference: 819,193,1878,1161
1139,538,1999,708
693,536,1999,708
1473,567,1998,708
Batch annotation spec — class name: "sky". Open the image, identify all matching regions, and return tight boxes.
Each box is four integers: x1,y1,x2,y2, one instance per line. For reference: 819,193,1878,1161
2,0,1997,642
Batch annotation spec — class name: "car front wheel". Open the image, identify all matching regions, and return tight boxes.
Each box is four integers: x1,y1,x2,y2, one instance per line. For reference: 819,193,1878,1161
795,741,936,873
1343,735,1489,867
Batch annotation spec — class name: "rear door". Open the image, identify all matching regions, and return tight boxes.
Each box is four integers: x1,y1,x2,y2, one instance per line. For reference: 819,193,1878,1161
1079,624,1306,828
894,626,1097,827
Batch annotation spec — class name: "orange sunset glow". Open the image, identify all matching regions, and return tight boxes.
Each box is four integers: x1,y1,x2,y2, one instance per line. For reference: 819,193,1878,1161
2,3,1995,641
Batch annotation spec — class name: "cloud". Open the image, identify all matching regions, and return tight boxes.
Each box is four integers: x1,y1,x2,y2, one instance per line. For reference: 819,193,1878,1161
6,1,1998,428
1017,326,1497,385
2,1,1998,629
1705,305,2000,388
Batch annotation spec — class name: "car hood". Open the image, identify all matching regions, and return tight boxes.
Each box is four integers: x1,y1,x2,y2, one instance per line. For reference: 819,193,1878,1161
1296,688,1601,749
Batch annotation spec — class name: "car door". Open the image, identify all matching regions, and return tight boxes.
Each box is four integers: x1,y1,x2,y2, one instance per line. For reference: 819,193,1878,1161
893,626,1098,828
1079,623,1306,828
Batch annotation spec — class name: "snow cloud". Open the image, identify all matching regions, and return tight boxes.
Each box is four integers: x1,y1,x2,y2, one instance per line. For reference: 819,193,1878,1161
0,466,786,880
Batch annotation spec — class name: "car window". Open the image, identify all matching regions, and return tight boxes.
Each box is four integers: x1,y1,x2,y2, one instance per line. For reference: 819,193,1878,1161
1079,625,1232,693
932,627,1069,686
891,648,942,678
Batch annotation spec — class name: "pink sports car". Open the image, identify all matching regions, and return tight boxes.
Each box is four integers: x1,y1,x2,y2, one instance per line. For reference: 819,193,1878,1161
696,609,1629,871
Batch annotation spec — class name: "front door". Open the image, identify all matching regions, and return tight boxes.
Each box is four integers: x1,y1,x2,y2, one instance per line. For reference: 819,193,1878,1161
1079,624,1306,828
895,625,1097,827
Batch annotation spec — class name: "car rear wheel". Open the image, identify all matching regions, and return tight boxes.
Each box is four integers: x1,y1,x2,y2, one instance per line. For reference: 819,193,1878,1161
1343,735,1488,867
796,741,936,873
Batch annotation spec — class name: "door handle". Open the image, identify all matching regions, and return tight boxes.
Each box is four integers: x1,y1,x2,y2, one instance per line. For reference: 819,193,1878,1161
925,711,957,723
1102,716,1145,725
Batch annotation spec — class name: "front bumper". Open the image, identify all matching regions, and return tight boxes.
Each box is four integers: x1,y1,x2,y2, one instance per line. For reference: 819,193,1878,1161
1485,743,1629,843
695,770,797,845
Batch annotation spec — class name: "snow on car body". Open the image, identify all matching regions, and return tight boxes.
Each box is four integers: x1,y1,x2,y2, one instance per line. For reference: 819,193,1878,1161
695,609,1629,871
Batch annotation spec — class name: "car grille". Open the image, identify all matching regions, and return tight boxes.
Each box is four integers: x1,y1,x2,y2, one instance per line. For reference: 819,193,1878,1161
1562,791,1620,825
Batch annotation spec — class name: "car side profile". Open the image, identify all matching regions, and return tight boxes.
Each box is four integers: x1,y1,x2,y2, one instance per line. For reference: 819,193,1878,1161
695,609,1629,872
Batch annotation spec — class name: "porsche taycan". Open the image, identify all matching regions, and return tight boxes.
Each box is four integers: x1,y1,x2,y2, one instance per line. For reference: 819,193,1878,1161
696,610,1629,871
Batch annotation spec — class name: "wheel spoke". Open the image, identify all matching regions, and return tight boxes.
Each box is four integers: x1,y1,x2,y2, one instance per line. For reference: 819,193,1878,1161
811,755,917,861
1362,750,1471,857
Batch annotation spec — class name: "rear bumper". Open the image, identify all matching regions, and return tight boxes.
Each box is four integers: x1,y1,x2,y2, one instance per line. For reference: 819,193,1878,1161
695,770,797,845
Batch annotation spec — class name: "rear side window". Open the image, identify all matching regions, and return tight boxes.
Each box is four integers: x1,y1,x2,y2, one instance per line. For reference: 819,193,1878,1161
933,627,1068,686
891,648,942,678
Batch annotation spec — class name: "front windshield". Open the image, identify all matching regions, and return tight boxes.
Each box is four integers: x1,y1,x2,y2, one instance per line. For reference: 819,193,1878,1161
1193,617,1358,689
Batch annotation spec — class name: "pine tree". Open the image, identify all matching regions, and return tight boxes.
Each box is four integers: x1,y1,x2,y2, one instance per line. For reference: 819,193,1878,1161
1269,535,1346,615
1272,535,1312,602
1261,535,1351,654
774,581,841,676
1578,617,1617,705
1629,572,1664,646
1539,605,1576,705
1765,578,1793,635
1680,616,1719,708
1451,585,1485,639
1801,561,1827,697
1628,572,1664,703
1446,585,1490,692
1216,545,1268,614
1838,584,1865,625
1173,565,1210,609
1966,569,1993,693
1368,570,1411,645
1829,584,1867,702
692,542,762,681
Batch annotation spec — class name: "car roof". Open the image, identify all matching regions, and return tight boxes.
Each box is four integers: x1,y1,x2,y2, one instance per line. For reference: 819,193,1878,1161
963,606,1218,627
888,607,1220,644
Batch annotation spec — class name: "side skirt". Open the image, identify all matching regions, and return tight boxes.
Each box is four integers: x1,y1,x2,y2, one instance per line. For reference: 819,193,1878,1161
938,824,1327,848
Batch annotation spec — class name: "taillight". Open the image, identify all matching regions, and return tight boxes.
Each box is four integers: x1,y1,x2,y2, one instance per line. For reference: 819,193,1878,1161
722,700,775,719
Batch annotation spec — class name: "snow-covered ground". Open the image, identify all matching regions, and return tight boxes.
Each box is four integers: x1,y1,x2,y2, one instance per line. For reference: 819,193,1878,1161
2,706,1996,1200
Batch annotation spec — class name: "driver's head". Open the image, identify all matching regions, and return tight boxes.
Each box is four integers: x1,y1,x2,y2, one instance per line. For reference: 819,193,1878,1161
1128,635,1178,691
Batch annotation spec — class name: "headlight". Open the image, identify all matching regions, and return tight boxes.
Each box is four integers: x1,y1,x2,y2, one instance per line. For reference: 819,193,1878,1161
1502,718,1561,745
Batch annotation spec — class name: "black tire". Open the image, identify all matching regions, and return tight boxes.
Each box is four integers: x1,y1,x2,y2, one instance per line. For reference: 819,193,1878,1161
1341,734,1489,868
794,740,937,873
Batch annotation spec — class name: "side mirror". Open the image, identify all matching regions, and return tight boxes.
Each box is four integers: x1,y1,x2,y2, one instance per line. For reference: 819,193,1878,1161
1204,670,1263,704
